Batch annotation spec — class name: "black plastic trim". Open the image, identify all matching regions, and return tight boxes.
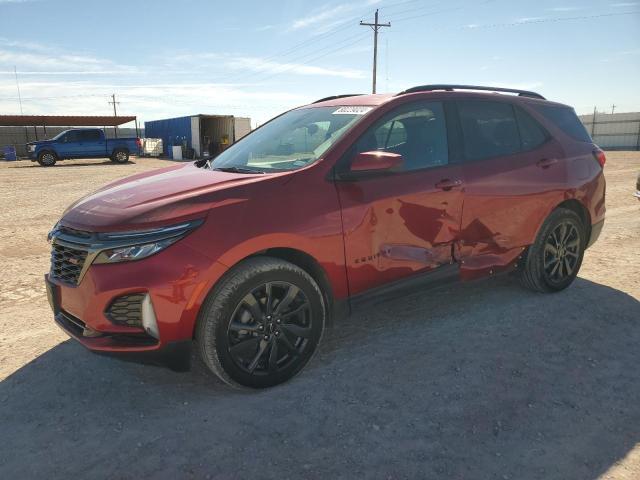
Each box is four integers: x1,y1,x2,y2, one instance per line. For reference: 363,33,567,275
349,263,460,311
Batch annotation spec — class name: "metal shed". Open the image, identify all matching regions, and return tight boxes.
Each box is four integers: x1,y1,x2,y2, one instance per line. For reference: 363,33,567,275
144,114,251,158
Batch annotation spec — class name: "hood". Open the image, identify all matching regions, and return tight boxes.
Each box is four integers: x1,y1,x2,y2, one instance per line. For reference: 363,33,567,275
61,162,279,232
27,139,55,146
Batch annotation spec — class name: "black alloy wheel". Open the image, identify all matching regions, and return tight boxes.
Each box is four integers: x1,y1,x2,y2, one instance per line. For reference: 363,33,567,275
520,207,585,293
543,221,581,286
227,281,312,376
196,257,325,389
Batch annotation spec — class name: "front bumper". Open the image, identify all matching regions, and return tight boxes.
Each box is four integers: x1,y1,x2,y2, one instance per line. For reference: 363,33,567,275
45,234,228,370
52,305,191,371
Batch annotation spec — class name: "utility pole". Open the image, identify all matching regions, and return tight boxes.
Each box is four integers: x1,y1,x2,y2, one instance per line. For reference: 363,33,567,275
611,104,616,115
360,9,390,94
14,66,29,149
108,94,120,138
108,93,120,117
13,66,23,115
591,106,597,137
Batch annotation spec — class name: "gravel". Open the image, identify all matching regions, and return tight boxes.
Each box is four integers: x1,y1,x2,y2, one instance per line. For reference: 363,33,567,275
0,153,638,479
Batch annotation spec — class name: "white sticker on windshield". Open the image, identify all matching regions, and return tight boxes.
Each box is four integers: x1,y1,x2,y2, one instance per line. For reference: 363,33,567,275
333,106,373,115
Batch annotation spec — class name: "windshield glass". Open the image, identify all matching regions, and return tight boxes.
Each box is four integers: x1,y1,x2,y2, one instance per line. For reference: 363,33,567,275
52,130,69,140
211,106,369,172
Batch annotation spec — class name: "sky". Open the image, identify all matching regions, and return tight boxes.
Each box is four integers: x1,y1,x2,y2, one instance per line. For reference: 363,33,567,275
0,0,639,127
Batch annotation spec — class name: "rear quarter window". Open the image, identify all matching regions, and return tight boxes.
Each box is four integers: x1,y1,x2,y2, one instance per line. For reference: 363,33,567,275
534,105,592,143
515,107,549,150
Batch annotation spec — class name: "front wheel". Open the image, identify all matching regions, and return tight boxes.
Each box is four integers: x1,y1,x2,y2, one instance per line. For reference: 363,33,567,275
111,149,129,163
520,208,585,293
196,257,326,389
37,151,57,166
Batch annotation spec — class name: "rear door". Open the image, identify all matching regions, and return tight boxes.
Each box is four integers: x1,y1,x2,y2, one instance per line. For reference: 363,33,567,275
81,129,105,156
454,99,565,275
335,100,465,295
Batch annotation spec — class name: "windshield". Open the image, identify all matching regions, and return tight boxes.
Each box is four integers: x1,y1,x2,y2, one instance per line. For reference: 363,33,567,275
52,130,69,140
210,106,369,172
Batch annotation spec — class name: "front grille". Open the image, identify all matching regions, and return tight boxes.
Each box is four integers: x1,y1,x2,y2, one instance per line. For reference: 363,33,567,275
106,294,145,327
50,244,88,285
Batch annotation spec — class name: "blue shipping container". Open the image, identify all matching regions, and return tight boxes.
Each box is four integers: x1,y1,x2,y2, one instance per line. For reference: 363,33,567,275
144,116,192,157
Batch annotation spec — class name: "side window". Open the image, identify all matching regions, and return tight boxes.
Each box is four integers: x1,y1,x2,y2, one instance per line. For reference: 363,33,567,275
355,101,448,171
65,131,82,142
515,107,548,150
458,101,520,161
82,130,102,142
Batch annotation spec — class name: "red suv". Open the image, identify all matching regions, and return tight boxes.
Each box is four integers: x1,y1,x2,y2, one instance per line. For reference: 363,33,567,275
46,85,606,388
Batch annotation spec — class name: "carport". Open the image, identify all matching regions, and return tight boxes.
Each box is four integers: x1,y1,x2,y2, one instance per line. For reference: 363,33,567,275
0,115,138,157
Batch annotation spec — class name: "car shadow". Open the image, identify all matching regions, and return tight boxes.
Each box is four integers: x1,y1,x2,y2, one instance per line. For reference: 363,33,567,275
9,160,137,168
1,277,638,479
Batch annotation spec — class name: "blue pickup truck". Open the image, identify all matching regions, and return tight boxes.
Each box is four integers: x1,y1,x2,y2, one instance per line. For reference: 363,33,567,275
27,128,141,166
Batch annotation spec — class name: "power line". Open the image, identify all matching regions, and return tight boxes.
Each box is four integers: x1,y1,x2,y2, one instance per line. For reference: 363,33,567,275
360,9,391,94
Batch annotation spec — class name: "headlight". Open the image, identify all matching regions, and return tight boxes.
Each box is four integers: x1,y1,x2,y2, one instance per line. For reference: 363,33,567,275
92,220,202,264
27,145,36,152
94,238,179,264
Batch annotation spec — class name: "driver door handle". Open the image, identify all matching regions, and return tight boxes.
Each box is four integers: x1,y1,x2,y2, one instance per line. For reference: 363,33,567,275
435,179,463,191
536,158,558,169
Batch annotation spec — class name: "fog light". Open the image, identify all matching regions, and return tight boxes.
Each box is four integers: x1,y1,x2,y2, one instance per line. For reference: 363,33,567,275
141,294,160,339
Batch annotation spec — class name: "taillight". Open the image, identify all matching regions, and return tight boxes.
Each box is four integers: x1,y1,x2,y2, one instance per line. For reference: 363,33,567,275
593,148,606,168
136,137,142,148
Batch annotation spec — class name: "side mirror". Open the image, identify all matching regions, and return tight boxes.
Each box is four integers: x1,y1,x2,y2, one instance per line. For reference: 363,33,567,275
351,151,403,172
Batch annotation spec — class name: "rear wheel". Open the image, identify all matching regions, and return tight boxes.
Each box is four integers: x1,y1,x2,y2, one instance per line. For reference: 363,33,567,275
196,257,325,389
37,151,57,166
520,208,585,292
111,149,129,163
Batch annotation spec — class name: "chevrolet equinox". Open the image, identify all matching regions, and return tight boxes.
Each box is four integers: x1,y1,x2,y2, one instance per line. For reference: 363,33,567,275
46,85,606,388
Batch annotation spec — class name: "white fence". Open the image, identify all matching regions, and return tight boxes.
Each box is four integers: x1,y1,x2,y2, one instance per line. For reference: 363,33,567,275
579,112,640,151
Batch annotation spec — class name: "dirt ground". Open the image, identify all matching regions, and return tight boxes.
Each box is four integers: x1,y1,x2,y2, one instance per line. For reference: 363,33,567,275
0,153,638,479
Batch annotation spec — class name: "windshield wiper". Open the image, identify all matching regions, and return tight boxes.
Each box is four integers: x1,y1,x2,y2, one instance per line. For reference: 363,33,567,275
212,166,265,174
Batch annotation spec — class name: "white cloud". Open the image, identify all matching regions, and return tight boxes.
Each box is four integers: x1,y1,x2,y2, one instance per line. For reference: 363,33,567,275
226,56,366,79
610,2,638,6
0,38,138,75
290,0,382,32
291,4,353,30
0,80,309,124
548,6,582,12
515,16,546,23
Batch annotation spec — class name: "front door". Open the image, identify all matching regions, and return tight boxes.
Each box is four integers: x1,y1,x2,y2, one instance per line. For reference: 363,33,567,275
57,130,83,158
335,101,464,296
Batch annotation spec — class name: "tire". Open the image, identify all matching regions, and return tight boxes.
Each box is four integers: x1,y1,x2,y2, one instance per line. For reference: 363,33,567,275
520,208,585,293
111,149,129,163
37,151,57,167
196,257,326,389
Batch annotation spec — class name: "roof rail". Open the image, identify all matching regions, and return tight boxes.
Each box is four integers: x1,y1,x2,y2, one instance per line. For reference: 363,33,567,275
312,94,364,104
396,84,546,100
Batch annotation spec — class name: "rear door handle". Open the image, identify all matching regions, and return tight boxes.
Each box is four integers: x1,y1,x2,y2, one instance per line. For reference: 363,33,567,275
435,179,463,191
536,158,558,169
